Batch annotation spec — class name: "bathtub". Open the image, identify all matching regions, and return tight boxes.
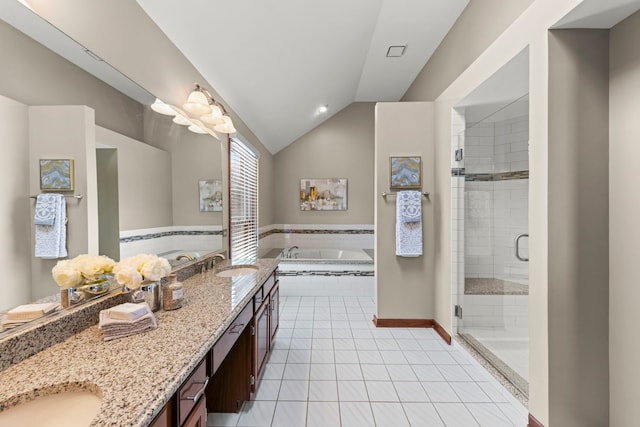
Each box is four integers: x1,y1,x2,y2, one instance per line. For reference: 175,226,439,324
277,247,374,297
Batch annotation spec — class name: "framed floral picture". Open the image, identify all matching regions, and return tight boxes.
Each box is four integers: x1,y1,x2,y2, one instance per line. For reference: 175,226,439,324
40,159,74,191
389,156,422,189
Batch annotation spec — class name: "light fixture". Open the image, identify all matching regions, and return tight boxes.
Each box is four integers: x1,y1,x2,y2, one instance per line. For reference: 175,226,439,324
149,83,236,136
317,104,328,114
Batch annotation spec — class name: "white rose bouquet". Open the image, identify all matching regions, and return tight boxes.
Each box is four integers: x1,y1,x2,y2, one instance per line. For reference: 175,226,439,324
113,254,172,290
52,254,116,288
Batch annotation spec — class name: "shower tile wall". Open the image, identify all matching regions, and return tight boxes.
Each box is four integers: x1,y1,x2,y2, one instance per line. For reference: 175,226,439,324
464,115,529,285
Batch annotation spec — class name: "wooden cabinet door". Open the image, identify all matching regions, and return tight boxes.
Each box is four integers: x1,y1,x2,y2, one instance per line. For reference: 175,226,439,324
269,284,279,343
182,396,206,427
253,296,270,391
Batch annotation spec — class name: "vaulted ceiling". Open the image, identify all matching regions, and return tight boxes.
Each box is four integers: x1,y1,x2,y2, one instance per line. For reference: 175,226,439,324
137,0,469,153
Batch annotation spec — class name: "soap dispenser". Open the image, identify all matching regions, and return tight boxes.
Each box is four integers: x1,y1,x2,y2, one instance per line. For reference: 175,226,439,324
162,274,184,310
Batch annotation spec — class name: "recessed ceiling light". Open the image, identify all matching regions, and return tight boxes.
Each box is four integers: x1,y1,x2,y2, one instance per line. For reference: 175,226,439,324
386,45,407,58
317,104,328,114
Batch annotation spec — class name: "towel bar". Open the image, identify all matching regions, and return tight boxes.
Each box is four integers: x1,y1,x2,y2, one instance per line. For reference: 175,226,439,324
30,194,83,200
381,191,430,199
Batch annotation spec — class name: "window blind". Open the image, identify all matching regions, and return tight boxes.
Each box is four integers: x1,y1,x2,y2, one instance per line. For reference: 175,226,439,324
229,138,259,261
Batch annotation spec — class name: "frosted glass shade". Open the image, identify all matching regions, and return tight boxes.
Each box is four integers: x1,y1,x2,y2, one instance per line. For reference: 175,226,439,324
183,90,211,116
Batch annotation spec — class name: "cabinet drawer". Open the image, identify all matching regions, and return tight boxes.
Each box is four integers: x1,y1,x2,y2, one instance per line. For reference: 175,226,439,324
262,272,276,298
177,358,208,427
212,301,253,373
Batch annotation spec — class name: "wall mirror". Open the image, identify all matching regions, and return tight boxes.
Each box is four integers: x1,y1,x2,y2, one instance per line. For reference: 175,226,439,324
0,2,228,331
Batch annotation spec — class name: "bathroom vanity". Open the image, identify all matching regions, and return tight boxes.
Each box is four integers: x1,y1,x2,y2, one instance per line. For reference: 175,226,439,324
0,258,279,427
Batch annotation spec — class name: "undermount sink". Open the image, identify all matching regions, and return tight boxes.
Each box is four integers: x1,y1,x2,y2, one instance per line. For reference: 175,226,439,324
215,265,259,278
0,390,102,427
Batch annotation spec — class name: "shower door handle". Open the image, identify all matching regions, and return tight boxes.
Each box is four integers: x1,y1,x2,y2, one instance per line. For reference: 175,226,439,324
514,233,529,262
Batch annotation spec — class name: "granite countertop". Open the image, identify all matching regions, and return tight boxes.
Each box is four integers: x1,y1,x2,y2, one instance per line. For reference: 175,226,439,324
0,258,278,427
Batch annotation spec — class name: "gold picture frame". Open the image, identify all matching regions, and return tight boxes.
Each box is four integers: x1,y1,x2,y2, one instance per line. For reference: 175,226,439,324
389,156,422,189
39,159,75,191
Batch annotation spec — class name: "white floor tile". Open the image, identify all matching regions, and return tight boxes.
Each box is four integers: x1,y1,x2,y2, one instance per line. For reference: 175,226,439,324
332,328,353,338
278,380,308,401
262,363,285,380
313,320,332,329
357,350,383,364
380,350,409,364
354,338,377,350
334,350,359,364
465,403,515,426
351,329,374,339
365,381,399,402
338,380,369,401
402,402,445,427
253,379,281,401
310,363,337,380
312,328,332,339
450,382,492,403
387,364,418,381
402,350,432,365
336,363,364,380
308,380,338,401
340,401,375,427
438,365,474,382
282,363,310,380
376,339,400,351
207,411,240,427
290,338,312,350
292,328,313,338
422,381,461,403
419,340,446,351
334,338,356,350
311,350,335,364
306,401,340,427
271,401,307,427
236,400,276,427
311,338,334,350
371,402,410,427
286,349,311,364
496,402,528,425
412,364,446,381
361,364,390,381
477,382,510,403
268,349,289,364
393,381,430,402
433,402,480,427
427,351,458,364
462,365,492,382
396,339,423,351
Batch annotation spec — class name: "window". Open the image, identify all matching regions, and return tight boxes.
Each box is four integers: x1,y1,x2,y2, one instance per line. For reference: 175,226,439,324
229,137,259,261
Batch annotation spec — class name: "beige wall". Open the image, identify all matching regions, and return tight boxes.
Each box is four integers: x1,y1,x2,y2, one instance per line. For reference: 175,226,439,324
403,0,535,102
26,0,275,226
609,10,640,426
0,95,32,311
95,127,172,231
29,106,98,300
547,29,609,427
273,103,375,225
0,20,143,141
375,102,435,319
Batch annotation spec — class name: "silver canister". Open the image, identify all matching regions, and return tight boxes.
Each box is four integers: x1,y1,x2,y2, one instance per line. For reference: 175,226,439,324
130,281,161,312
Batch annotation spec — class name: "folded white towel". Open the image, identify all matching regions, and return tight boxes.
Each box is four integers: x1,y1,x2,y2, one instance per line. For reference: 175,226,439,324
6,302,60,321
34,194,67,259
34,194,59,225
99,303,157,341
396,190,423,257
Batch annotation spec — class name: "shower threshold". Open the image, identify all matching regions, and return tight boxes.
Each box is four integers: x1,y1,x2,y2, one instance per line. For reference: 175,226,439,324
457,333,529,406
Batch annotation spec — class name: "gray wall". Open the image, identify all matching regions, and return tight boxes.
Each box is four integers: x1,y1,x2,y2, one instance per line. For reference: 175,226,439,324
548,29,609,427
0,20,143,141
403,0,535,102
375,102,435,319
273,102,375,225
0,95,31,310
609,10,640,426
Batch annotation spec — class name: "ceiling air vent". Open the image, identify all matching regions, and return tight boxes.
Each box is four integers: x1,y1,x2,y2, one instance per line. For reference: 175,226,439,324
386,45,406,57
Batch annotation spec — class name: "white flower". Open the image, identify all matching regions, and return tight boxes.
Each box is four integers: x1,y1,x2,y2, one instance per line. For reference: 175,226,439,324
52,260,83,288
114,254,172,289
52,255,116,288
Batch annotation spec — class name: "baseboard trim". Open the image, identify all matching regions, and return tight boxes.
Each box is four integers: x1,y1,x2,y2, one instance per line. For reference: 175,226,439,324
528,414,544,427
372,316,452,345
433,320,452,345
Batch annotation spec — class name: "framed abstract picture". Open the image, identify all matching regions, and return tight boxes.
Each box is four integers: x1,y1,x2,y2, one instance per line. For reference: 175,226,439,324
300,178,347,211
199,179,223,212
39,159,75,191
389,156,422,189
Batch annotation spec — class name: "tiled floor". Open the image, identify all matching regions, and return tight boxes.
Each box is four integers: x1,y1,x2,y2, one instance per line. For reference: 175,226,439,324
208,296,528,427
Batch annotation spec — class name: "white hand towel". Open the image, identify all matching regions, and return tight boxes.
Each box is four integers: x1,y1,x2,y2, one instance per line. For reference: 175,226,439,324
396,190,423,257
34,194,67,259
34,194,58,225
398,190,422,223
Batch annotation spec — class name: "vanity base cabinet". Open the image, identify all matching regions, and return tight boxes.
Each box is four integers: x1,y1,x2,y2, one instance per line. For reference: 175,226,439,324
252,295,271,392
182,395,206,427
149,403,171,427
206,323,252,413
